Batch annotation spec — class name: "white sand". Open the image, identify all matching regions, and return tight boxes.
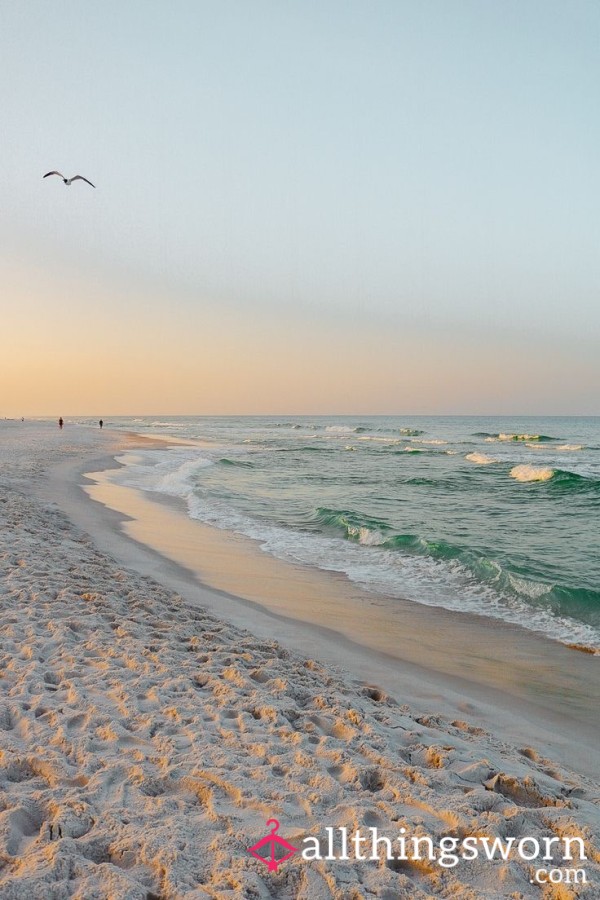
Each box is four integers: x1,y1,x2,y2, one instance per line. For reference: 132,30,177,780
0,422,598,898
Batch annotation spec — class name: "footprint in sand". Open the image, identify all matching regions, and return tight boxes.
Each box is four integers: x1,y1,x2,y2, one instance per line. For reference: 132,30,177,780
2,804,45,856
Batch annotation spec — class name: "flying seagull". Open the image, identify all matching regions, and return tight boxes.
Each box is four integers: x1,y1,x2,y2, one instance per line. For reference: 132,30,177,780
43,171,95,188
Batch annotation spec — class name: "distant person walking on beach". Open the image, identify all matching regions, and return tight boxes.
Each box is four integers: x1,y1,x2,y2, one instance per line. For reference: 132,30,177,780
99,420,103,429
59,417,63,429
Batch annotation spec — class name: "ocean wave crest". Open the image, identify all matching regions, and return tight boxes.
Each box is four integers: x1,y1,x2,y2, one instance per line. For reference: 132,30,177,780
557,444,584,451
510,465,556,482
313,507,391,545
479,432,559,443
218,457,255,468
465,452,498,465
510,465,599,490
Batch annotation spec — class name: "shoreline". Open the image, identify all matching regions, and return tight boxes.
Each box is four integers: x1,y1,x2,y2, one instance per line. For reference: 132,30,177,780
40,429,600,776
2,421,599,897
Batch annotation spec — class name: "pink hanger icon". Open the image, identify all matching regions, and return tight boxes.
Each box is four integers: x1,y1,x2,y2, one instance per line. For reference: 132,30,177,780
248,819,298,872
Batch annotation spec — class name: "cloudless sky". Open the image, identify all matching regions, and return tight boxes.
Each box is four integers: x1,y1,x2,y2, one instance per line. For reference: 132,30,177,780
1,0,599,415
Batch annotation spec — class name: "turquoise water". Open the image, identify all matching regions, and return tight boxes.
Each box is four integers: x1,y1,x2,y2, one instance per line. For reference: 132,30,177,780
77,416,600,650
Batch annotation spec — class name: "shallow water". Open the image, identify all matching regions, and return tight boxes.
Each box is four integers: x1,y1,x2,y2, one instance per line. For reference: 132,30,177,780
73,415,600,650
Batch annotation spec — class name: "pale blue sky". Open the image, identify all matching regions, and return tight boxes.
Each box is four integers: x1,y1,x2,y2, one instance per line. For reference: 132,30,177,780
1,1,599,414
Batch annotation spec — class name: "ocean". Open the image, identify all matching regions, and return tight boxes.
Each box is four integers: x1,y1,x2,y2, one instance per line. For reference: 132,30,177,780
75,415,600,651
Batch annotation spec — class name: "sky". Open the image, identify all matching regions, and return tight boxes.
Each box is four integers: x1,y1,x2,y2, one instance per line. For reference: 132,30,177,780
1,0,599,416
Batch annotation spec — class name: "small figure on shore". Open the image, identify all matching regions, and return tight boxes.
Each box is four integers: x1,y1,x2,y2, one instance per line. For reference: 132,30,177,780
99,420,103,429
59,417,63,429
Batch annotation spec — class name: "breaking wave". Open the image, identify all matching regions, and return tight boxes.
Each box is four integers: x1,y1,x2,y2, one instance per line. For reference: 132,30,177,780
510,465,599,490
303,506,600,643
466,452,498,465
476,432,559,443
510,465,555,482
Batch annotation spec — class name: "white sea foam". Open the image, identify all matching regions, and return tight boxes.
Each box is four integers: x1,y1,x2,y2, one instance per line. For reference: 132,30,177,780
506,572,553,600
499,433,541,442
115,449,215,498
156,456,214,495
557,444,584,451
346,525,386,546
465,452,497,465
357,435,400,443
150,421,185,427
510,464,555,483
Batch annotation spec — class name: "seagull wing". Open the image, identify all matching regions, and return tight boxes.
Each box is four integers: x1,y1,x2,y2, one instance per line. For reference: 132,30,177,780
71,175,96,188
43,171,64,179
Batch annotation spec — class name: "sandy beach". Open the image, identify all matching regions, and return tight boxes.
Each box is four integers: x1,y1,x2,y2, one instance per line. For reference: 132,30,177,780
1,421,598,899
